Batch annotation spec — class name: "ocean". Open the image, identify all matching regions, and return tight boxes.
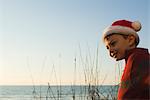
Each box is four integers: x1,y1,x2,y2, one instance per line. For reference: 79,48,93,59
0,85,118,100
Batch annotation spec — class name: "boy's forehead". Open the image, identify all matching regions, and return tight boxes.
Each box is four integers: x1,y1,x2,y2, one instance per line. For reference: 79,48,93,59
104,34,121,45
105,34,117,41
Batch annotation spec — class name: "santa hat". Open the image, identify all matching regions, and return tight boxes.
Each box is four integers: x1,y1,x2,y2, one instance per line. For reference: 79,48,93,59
102,20,141,45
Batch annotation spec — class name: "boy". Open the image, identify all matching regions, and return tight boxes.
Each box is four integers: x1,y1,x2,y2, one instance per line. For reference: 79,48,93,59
102,20,150,100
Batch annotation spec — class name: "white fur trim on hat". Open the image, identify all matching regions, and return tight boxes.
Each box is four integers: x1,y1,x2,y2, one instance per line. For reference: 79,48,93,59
102,25,139,44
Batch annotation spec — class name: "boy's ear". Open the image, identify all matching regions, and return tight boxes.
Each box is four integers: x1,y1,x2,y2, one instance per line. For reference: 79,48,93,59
128,35,136,47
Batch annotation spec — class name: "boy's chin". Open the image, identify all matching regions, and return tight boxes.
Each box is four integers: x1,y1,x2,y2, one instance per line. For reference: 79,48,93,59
115,57,123,61
116,59,120,61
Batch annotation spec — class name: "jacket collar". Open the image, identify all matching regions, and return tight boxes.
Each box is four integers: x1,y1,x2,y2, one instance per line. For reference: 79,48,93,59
125,48,149,62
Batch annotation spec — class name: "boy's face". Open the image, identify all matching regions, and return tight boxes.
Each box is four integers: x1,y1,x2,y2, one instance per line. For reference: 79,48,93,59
104,34,131,61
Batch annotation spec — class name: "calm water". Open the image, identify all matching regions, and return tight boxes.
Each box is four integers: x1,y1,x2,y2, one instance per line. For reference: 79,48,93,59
0,85,118,100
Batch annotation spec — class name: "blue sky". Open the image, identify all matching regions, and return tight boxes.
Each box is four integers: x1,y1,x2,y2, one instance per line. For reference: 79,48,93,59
0,0,149,85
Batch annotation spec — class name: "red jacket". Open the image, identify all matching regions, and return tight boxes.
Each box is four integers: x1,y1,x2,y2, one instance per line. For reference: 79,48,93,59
118,48,150,100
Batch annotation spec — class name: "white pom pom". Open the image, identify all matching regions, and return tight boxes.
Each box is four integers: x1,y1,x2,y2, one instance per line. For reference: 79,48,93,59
131,21,141,32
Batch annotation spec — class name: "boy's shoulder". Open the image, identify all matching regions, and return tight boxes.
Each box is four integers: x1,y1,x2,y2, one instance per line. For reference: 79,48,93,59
126,48,149,62
132,48,149,55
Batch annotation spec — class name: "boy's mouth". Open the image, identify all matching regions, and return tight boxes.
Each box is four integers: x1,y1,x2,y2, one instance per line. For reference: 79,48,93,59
112,53,117,58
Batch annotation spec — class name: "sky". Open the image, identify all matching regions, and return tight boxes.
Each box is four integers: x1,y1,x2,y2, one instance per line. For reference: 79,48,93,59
0,0,149,85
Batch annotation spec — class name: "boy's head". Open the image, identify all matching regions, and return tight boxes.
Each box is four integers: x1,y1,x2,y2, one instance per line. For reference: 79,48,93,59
102,20,142,61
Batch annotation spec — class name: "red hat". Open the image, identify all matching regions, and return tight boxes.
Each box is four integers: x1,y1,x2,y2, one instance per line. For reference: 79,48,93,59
102,20,141,45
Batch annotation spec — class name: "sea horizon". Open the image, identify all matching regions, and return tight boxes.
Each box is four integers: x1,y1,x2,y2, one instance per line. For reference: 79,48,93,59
0,85,118,100
0,84,118,86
